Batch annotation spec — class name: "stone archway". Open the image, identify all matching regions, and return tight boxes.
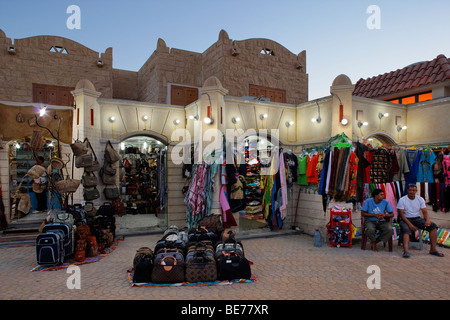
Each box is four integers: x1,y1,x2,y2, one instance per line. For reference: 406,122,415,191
364,130,398,146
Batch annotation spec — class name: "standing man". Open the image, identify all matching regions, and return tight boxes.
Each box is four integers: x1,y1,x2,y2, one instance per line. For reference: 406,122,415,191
397,184,444,258
361,188,394,252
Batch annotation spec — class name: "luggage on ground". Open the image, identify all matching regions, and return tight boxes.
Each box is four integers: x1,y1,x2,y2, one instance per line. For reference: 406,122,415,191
185,242,217,283
36,231,64,266
151,249,185,284
132,247,154,283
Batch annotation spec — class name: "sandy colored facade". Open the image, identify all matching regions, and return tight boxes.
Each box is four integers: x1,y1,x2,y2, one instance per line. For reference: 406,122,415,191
1,28,449,236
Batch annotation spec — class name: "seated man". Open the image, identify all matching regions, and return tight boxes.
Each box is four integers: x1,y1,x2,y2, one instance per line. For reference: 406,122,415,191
397,184,444,258
361,188,394,252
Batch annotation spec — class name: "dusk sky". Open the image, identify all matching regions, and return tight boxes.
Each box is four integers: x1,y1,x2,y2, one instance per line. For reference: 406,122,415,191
1,0,449,100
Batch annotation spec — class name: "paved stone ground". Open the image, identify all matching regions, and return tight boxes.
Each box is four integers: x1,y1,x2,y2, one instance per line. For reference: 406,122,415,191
0,232,448,301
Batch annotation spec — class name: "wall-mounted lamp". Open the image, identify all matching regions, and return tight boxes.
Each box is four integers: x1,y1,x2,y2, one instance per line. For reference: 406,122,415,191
108,116,115,137
142,115,148,122
397,125,407,132
204,105,213,124
285,121,294,127
189,114,199,120
378,113,389,119
312,101,322,124
173,119,180,125
259,114,268,120
202,93,214,124
340,118,349,126
39,107,47,117
231,117,240,124
357,121,368,128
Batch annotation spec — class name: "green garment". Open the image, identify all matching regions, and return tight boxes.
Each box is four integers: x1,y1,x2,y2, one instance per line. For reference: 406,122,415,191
298,155,308,186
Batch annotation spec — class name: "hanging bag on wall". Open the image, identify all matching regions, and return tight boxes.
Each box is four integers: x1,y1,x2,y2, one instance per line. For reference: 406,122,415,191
83,187,100,201
100,167,116,185
30,130,44,153
27,165,46,179
81,171,98,188
104,140,120,164
104,186,120,200
70,139,89,157
84,139,101,172
75,139,94,168
55,178,81,193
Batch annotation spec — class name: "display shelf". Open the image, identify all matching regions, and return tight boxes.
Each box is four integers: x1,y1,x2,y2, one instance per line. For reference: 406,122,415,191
329,209,352,248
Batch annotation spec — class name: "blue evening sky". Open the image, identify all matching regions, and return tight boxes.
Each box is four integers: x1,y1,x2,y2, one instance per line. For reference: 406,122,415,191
1,0,449,100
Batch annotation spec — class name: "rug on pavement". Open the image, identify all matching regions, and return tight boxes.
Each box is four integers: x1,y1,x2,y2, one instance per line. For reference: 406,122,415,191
127,270,256,287
30,235,124,272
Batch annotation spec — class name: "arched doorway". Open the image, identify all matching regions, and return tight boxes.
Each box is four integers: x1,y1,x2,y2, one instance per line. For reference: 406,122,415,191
117,135,168,233
364,131,398,147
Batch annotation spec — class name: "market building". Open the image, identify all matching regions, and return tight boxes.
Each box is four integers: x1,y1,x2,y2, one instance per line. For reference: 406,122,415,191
1,28,449,242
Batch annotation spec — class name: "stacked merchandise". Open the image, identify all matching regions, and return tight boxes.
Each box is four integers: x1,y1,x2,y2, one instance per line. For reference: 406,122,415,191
423,228,450,248
120,145,162,215
100,140,121,204
76,137,101,202
130,218,252,285
244,140,263,219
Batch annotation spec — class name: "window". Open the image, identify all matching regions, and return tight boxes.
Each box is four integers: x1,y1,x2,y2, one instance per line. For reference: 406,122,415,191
170,85,199,106
49,46,69,54
249,84,286,103
260,48,275,56
386,91,432,105
32,84,74,107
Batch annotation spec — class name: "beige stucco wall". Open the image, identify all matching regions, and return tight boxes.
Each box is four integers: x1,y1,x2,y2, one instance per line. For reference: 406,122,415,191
0,30,113,102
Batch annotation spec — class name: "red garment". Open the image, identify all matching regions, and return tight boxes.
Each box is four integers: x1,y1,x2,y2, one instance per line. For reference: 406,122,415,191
306,153,319,184
363,151,372,184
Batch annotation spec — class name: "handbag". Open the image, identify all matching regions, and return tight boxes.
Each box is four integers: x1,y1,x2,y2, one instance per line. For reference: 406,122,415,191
83,187,100,201
83,202,97,218
104,186,120,200
84,138,101,172
70,139,89,157
75,152,94,168
198,214,223,233
104,140,120,164
55,178,81,193
27,165,46,179
100,167,116,185
30,130,44,152
81,171,98,188
103,163,116,176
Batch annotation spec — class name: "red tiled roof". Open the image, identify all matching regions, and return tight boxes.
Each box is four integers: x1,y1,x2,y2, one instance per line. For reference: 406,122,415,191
353,54,450,99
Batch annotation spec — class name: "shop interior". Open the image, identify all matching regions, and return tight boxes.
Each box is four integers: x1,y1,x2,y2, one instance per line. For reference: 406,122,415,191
238,135,276,231
118,136,168,233
8,139,61,223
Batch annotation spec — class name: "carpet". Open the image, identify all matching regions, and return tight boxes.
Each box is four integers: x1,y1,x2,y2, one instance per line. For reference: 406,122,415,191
127,270,256,287
31,235,124,272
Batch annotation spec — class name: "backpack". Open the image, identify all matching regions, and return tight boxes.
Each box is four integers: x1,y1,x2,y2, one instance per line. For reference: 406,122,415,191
132,247,154,283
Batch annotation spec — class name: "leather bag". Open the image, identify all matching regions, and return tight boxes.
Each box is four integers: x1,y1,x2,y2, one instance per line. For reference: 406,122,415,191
83,187,100,201
104,186,120,200
75,152,93,168
151,252,185,284
84,139,100,172
81,171,98,188
55,179,81,193
104,140,120,164
100,167,116,185
70,139,89,157
217,251,251,281
198,214,223,233
185,247,217,283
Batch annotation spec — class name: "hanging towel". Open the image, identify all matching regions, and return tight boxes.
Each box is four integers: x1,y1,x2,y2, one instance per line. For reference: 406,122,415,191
279,151,288,219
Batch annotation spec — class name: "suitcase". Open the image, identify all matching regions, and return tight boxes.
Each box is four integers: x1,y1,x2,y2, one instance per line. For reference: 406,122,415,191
36,231,64,266
151,251,185,283
185,245,217,283
215,241,245,260
188,228,218,246
42,223,74,257
132,247,154,283
217,251,251,281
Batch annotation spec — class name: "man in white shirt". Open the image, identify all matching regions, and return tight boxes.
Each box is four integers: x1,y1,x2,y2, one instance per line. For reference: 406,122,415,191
397,184,443,258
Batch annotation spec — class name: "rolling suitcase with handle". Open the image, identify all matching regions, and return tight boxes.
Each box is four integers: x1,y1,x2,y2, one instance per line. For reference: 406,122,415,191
42,222,74,258
36,231,64,266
